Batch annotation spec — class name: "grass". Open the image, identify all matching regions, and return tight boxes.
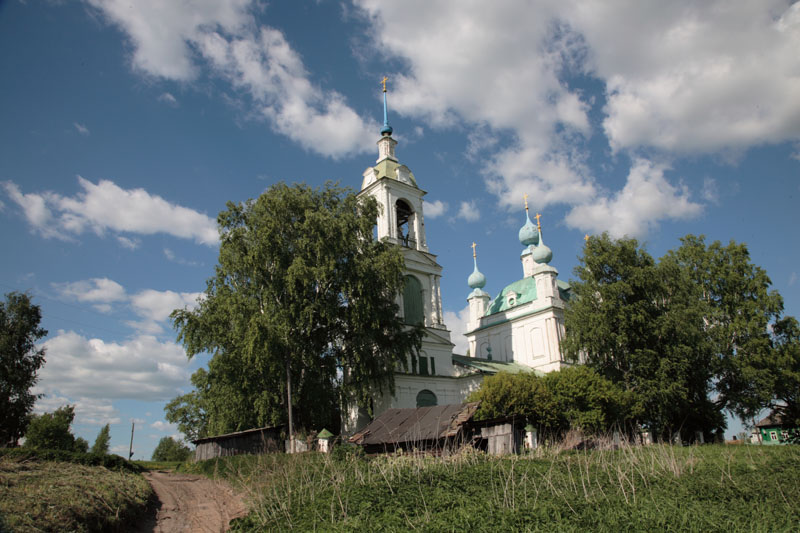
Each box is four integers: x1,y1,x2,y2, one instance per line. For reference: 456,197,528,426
133,460,185,472
0,454,152,533
185,444,800,532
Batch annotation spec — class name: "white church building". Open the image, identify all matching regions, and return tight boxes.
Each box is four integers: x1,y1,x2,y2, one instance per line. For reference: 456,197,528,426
344,85,574,433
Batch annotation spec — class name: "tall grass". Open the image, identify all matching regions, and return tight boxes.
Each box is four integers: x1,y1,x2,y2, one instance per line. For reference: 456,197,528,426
185,443,800,532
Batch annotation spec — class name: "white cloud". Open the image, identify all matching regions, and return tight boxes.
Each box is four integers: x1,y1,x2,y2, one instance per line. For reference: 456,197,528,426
790,272,797,286
565,159,702,238
52,276,202,334
89,0,375,158
424,199,447,219
73,122,90,136
569,0,800,153
129,289,202,333
3,177,218,246
39,331,191,401
117,235,141,250
150,420,177,432
53,278,127,312
158,92,178,106
33,394,121,426
455,200,480,222
443,305,470,355
355,1,800,233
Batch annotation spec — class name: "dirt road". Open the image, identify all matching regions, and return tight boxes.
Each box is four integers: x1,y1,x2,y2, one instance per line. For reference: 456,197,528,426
133,471,248,533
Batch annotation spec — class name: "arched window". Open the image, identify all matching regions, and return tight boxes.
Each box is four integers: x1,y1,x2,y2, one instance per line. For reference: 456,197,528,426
416,389,438,408
403,275,424,325
395,199,414,247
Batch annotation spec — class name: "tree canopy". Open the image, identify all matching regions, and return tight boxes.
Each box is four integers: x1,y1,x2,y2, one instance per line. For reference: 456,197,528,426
170,182,422,439
563,233,790,441
469,366,633,436
90,424,111,456
1,291,47,447
23,405,83,451
151,436,192,462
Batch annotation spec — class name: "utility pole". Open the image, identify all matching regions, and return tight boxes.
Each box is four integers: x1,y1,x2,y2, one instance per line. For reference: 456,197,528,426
128,421,135,460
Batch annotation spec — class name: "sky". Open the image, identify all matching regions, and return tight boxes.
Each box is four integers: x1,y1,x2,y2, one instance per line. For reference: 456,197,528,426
1,0,798,458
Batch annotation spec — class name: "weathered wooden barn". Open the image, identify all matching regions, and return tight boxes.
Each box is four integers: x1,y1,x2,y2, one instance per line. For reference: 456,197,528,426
349,402,479,454
192,426,283,461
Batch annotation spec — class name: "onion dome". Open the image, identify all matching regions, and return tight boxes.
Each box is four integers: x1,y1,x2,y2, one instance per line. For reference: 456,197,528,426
468,242,487,289
532,228,553,264
518,212,539,246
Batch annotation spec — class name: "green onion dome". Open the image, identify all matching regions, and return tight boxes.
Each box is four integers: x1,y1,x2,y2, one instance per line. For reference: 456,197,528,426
532,228,553,264
518,212,539,246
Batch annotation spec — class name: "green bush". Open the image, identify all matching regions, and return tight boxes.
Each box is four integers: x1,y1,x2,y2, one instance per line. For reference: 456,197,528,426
151,436,192,461
469,367,634,435
0,447,142,473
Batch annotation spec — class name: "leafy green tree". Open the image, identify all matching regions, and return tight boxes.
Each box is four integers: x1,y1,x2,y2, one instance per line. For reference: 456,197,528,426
151,436,191,462
469,367,632,436
1,292,47,446
469,372,558,428
564,233,786,441
666,235,783,422
90,423,111,455
165,369,209,441
24,405,78,451
74,437,89,454
171,182,422,440
544,366,636,434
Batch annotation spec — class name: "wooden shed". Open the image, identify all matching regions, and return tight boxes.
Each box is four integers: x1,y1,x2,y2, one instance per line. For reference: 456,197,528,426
349,402,479,455
192,425,283,461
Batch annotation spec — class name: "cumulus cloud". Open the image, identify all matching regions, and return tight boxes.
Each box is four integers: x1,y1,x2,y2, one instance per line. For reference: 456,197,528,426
355,0,800,234
129,289,202,333
424,199,447,218
34,394,121,426
455,200,480,222
151,420,177,432
443,305,471,355
52,277,202,334
53,278,127,312
3,177,217,246
565,159,702,238
39,331,191,401
88,0,375,158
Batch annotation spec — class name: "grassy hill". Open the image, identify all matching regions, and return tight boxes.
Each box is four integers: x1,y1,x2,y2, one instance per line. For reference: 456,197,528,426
0,451,152,533
185,443,800,532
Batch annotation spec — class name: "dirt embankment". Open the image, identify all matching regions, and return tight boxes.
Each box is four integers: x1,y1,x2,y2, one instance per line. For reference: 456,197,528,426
133,471,247,533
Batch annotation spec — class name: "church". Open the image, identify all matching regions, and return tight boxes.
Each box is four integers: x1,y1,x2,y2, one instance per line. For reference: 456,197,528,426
344,83,575,433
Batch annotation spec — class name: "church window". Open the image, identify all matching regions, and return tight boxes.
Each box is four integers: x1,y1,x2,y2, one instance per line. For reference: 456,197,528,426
430,356,436,375
403,275,424,325
416,389,437,408
396,199,414,247
419,356,428,375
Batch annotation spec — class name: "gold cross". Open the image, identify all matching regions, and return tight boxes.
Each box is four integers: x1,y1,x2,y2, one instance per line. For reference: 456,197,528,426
381,76,388,92
471,241,477,258
523,193,529,211
535,213,542,229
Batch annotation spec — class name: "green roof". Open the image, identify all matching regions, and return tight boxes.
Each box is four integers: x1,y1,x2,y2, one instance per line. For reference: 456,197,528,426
452,354,543,376
486,276,537,315
317,428,334,439
373,158,417,187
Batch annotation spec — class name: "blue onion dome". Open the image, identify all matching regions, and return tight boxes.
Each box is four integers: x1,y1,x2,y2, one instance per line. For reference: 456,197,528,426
532,228,553,264
468,257,487,289
518,212,539,246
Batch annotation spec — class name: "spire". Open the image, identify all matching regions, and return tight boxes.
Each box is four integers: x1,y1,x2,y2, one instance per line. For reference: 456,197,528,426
381,76,393,136
468,242,487,289
518,194,539,246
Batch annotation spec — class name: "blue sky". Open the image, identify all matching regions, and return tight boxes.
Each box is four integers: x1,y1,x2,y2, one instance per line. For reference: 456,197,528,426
1,0,798,457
